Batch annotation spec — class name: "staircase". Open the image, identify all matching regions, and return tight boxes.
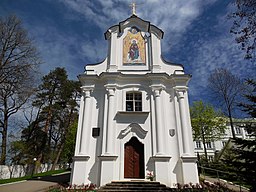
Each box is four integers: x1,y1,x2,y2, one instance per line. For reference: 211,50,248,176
97,181,173,192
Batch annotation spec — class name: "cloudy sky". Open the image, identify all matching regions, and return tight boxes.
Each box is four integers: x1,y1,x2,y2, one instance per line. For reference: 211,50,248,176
0,0,255,104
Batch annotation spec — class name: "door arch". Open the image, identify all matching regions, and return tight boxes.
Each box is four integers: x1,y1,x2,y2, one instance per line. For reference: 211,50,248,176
124,137,145,178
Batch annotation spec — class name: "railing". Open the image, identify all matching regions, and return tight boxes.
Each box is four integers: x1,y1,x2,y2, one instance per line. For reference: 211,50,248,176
199,166,249,192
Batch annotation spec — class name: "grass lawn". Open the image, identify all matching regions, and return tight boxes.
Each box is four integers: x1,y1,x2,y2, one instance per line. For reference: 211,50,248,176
0,169,69,185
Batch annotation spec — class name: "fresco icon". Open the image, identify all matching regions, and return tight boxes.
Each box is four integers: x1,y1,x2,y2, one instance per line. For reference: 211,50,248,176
128,39,139,61
123,27,145,64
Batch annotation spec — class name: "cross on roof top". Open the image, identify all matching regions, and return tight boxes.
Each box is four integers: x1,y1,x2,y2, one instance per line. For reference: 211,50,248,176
130,2,137,15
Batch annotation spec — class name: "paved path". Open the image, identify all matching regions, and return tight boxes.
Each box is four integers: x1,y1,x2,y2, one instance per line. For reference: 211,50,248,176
0,180,58,192
0,172,70,192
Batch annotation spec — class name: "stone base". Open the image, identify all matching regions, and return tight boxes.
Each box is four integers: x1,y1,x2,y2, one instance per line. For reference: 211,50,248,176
181,156,199,184
152,156,171,187
99,155,118,186
70,155,90,185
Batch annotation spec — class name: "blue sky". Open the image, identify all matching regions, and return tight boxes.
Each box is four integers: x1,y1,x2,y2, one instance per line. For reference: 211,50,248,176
1,0,255,105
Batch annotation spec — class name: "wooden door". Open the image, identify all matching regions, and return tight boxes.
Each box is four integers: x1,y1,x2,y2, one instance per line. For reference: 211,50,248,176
124,137,144,178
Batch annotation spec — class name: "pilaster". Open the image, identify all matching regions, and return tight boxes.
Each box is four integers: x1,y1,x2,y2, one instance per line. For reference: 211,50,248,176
174,87,192,156
79,86,94,155
104,85,117,155
151,85,165,155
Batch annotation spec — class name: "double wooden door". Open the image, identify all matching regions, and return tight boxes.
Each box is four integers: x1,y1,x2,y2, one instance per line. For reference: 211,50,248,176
124,137,144,178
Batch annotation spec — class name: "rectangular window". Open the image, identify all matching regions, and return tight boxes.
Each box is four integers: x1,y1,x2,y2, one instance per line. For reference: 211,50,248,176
196,141,201,149
126,92,142,111
235,127,241,135
206,142,212,149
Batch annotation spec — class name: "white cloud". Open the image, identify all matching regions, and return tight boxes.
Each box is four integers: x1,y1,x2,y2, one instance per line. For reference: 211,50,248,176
186,14,254,100
80,39,107,62
26,24,83,79
16,0,254,102
58,0,218,52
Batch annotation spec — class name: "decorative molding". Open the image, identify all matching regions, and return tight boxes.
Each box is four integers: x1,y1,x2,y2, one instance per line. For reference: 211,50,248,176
150,85,165,98
98,155,118,161
150,84,165,91
73,156,90,161
105,85,116,97
118,123,148,139
173,87,188,99
117,111,149,115
169,129,175,137
151,156,172,162
81,86,94,98
181,156,197,163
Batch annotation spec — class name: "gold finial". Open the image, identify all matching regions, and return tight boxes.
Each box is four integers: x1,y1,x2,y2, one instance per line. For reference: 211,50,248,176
130,2,137,15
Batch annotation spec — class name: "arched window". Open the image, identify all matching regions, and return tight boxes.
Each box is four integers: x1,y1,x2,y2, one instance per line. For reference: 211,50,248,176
126,92,142,111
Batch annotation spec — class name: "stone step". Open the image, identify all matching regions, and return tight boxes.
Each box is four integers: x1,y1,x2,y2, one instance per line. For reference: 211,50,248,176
97,181,173,192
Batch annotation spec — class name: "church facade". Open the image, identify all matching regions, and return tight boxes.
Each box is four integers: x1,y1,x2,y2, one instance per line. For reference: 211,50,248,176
70,14,199,187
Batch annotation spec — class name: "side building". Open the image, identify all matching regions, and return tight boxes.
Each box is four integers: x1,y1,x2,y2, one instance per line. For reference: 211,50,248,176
194,119,255,161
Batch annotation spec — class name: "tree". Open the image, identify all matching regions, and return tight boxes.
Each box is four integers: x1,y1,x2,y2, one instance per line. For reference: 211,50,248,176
230,0,256,60
32,68,80,167
208,68,244,138
0,15,40,164
50,79,80,170
32,67,70,164
10,68,80,170
224,79,256,191
190,100,226,162
60,120,78,164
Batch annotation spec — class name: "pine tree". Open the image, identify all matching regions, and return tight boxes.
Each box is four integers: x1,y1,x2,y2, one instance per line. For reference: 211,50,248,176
225,79,256,191
10,68,80,169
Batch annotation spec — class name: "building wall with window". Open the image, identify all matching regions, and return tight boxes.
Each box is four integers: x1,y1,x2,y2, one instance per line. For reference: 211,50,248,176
71,14,199,187
194,121,254,161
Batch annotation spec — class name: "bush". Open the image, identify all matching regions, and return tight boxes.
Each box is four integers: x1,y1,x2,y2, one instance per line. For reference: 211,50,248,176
170,180,235,192
48,183,97,192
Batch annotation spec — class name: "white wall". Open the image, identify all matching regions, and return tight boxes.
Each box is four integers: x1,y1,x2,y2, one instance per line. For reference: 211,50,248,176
0,163,67,179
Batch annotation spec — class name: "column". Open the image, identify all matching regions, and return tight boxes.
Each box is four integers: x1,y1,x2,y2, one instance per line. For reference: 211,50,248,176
105,87,115,154
153,88,165,155
175,89,190,155
79,89,92,155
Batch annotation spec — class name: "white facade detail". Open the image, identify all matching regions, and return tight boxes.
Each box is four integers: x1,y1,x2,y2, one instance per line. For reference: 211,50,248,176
71,15,199,187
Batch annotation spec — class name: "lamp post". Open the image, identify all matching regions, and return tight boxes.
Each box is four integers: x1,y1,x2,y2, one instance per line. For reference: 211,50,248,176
31,158,37,178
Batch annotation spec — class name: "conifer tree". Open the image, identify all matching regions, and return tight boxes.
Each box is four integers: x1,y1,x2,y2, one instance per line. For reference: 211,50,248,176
10,68,80,168
227,79,256,191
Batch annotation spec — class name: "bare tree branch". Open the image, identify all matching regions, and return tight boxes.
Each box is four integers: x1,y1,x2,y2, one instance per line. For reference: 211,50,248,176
0,15,41,165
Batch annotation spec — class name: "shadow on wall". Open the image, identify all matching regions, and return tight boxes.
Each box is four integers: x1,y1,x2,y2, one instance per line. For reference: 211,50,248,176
173,159,183,184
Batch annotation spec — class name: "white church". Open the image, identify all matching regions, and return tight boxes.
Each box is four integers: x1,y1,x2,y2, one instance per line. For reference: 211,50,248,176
70,10,199,187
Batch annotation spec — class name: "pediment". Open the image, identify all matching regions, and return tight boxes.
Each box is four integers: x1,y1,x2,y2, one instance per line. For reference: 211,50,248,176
105,15,163,40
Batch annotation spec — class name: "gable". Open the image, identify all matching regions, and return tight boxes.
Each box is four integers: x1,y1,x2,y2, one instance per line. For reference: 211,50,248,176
85,15,184,75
